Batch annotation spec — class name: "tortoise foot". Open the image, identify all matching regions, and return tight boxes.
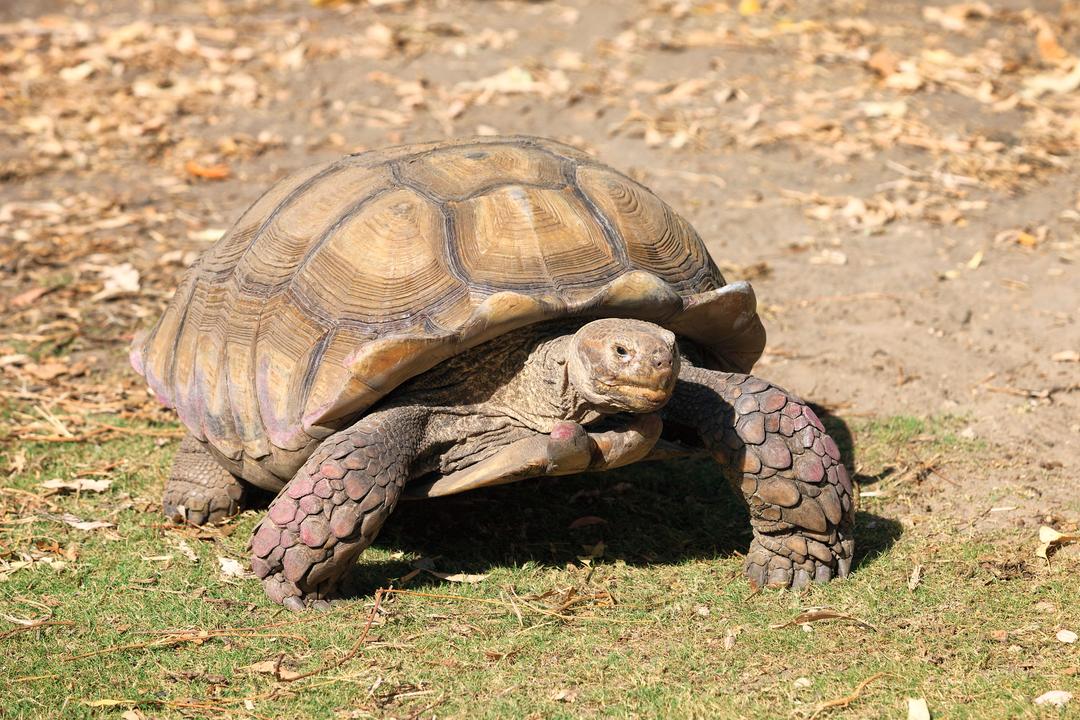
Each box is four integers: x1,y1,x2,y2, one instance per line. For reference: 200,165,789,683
744,532,854,590
163,435,247,525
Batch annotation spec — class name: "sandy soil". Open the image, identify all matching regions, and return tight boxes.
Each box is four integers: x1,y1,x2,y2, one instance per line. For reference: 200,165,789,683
1,0,1077,527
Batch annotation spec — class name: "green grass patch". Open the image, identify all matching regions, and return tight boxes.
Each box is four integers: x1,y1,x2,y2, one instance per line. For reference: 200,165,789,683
1,414,1077,719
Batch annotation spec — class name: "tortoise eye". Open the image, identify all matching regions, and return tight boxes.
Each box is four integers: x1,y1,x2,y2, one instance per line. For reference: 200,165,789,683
614,344,629,359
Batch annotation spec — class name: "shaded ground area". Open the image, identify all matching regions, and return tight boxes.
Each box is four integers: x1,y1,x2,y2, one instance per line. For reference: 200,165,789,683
1,1,1078,718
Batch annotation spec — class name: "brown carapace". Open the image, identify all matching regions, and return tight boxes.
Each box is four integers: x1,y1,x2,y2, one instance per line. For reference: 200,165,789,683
133,136,853,610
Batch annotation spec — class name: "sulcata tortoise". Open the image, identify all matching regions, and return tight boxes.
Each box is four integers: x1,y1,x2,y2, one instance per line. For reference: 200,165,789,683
132,135,855,610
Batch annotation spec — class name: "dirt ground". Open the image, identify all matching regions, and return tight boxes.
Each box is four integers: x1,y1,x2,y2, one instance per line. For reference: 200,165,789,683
2,0,1078,541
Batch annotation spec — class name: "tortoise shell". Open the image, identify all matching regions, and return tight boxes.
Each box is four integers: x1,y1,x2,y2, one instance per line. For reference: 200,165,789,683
132,136,765,485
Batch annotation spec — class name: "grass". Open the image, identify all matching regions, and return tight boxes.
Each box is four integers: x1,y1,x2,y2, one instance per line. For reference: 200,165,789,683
1,414,1077,719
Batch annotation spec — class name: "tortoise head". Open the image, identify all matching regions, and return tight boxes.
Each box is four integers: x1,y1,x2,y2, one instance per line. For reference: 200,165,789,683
567,318,680,414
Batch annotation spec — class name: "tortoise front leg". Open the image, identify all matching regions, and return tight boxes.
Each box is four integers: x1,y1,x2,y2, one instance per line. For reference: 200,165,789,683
163,435,250,525
665,365,855,589
251,407,426,611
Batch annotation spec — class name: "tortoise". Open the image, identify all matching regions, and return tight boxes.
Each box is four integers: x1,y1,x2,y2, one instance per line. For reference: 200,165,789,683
132,135,855,610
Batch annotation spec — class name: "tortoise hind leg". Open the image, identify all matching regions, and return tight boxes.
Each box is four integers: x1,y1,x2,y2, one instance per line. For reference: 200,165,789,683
251,407,427,611
164,435,250,525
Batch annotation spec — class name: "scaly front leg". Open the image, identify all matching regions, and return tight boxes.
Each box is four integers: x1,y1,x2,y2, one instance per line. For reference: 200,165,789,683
251,407,426,610
664,365,855,589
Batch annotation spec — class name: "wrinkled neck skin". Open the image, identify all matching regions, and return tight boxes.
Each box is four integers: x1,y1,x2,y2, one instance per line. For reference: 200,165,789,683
489,333,606,432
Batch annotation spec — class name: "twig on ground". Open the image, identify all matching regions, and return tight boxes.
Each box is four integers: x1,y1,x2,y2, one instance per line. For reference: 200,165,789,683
807,672,888,720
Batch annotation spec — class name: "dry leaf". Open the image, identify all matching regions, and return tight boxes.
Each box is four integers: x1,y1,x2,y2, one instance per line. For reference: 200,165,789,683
1036,525,1080,560
217,556,251,578
907,697,931,720
568,516,607,529
184,159,231,180
91,263,140,302
1032,17,1071,64
738,0,761,16
411,557,489,583
42,478,112,493
25,362,69,381
243,658,302,681
551,688,579,702
9,287,50,308
60,513,115,531
771,608,876,631
908,563,923,590
1034,690,1072,707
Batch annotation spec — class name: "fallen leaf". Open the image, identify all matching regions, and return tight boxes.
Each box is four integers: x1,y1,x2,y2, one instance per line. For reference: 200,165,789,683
60,513,115,531
770,608,876,631
217,556,251,578
184,159,231,180
243,658,302,681
42,478,112,493
91,263,141,302
738,0,761,16
1032,16,1071,64
9,287,50,308
24,362,69,381
411,557,489,583
1034,690,1072,707
907,697,930,720
1036,525,1080,560
551,687,579,702
907,563,923,591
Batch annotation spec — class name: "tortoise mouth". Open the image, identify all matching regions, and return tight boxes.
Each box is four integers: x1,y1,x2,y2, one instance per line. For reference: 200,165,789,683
593,378,675,412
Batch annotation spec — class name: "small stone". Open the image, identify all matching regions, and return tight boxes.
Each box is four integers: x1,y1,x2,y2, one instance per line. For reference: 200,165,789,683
760,389,787,413
299,495,323,516
313,480,334,498
756,436,792,470
795,454,825,484
299,516,331,548
737,412,766,445
793,677,812,689
268,500,297,526
695,605,710,617
757,477,801,507
1057,629,1078,644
